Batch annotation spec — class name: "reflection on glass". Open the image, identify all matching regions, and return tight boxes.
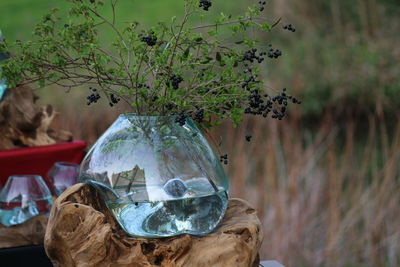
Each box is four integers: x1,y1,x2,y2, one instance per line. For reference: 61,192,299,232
48,162,80,196
80,115,229,237
0,175,52,226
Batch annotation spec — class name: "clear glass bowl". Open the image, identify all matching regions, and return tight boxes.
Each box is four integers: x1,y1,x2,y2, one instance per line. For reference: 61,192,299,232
0,175,53,226
79,115,229,237
47,162,79,196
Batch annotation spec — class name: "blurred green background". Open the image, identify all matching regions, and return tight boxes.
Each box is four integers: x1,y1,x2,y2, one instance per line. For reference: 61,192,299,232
1,1,400,266
2,0,400,118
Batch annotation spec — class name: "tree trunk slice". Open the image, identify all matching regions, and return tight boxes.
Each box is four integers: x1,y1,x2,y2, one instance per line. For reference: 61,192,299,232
0,215,48,248
45,183,263,267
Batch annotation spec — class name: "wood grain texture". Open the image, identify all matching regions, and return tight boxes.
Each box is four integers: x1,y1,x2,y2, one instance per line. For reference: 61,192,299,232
45,183,263,267
0,215,48,248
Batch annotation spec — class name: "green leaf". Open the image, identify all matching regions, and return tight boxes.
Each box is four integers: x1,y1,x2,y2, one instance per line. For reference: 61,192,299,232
183,47,190,59
201,57,213,64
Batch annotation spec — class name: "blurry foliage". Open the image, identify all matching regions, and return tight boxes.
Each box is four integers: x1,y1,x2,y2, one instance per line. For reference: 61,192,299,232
1,0,299,127
0,0,399,119
265,0,400,117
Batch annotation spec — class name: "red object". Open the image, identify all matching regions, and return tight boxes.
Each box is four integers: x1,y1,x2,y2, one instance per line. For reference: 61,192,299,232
0,140,86,188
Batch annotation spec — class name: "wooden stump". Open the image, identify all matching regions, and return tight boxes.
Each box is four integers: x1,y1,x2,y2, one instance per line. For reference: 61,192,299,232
45,183,263,267
0,215,48,248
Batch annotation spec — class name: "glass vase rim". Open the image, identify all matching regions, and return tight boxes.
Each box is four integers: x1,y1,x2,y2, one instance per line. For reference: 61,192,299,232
118,113,197,124
54,161,80,167
2,174,51,196
8,174,43,179
119,113,180,118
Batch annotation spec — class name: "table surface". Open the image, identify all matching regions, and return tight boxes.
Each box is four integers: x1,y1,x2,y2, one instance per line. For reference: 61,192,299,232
0,245,53,267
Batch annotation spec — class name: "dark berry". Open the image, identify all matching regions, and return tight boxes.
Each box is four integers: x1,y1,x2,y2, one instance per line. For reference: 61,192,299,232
220,154,228,164
86,87,101,105
175,112,187,126
109,94,120,106
193,108,205,123
140,32,157,46
283,24,296,32
258,1,266,11
268,48,282,59
199,0,212,11
166,103,176,110
166,74,184,90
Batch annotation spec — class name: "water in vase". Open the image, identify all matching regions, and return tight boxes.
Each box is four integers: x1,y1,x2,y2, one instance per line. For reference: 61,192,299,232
0,196,53,226
105,177,229,237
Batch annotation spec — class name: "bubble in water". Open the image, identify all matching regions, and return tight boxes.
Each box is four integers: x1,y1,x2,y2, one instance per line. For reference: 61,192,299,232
163,178,188,198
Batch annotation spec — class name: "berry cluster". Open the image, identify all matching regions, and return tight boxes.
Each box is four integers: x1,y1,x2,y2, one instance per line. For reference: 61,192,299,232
220,154,228,165
166,74,184,90
175,112,187,126
140,32,157,46
199,0,212,11
283,24,296,32
173,107,205,126
151,95,159,102
247,90,265,111
138,83,151,90
165,103,176,110
109,93,121,107
292,98,301,104
87,87,101,105
244,88,301,120
245,135,252,142
267,46,282,59
258,1,266,12
241,71,256,91
193,107,205,123
243,48,267,64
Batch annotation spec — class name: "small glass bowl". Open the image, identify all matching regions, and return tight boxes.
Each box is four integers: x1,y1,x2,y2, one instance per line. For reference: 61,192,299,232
0,175,52,226
48,162,80,196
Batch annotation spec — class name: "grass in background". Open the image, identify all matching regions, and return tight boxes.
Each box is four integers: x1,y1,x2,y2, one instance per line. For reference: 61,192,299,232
215,114,400,267
266,0,400,117
0,0,244,40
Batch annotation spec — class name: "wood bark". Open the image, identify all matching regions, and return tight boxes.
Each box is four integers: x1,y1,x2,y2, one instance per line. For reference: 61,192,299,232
45,183,263,267
0,215,48,248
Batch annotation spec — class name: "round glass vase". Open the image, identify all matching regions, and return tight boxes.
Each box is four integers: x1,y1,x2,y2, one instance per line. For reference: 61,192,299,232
0,175,52,226
79,114,229,238
48,162,80,196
